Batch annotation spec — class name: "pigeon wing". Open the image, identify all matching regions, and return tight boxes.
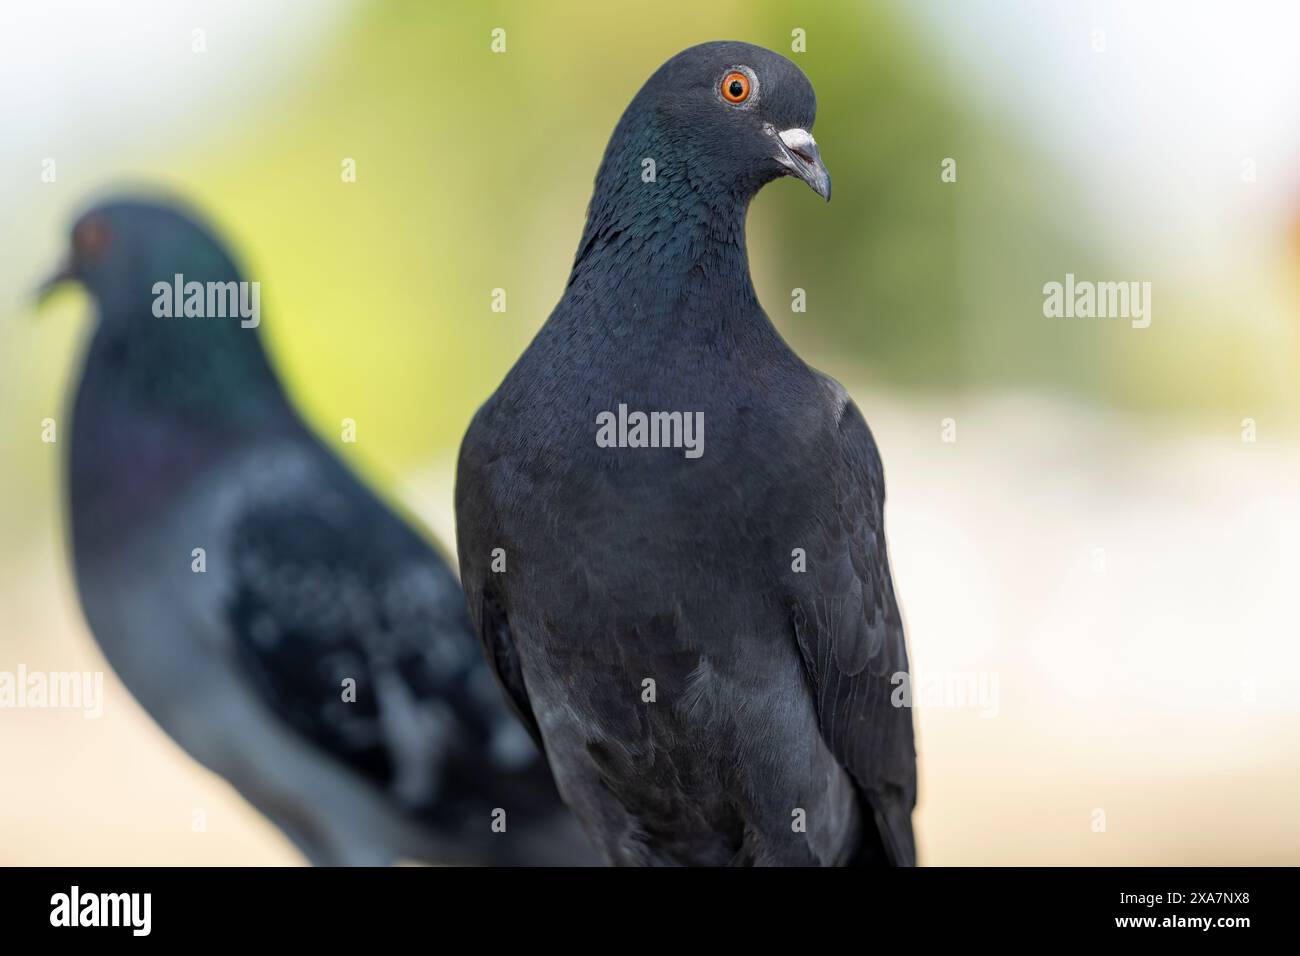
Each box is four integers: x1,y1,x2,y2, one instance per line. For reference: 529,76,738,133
788,376,918,865
221,446,494,819
453,415,546,749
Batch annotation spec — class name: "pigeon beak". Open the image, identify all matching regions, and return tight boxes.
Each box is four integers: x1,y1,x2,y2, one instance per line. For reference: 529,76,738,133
774,127,831,202
35,259,78,310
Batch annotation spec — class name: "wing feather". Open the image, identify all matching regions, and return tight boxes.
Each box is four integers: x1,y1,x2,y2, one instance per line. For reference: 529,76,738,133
790,376,917,865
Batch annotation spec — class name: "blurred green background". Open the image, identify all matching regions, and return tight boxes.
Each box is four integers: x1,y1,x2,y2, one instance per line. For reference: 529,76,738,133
7,0,1297,513
2,0,1299,864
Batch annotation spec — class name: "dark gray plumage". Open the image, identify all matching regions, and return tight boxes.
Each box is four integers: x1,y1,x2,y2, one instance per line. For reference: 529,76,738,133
456,41,916,866
46,197,596,866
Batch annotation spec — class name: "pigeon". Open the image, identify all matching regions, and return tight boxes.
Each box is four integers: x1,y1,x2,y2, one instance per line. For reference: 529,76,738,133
41,197,597,866
455,41,916,866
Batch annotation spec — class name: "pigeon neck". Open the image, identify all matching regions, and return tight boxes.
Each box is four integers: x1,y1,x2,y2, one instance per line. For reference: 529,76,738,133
69,318,299,547
564,191,759,325
81,303,294,433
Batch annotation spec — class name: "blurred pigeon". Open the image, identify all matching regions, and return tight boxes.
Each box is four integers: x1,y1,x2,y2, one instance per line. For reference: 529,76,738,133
42,197,596,866
456,41,916,865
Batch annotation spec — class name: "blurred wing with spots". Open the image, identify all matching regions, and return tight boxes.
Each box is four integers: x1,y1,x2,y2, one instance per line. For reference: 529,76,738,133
223,449,497,819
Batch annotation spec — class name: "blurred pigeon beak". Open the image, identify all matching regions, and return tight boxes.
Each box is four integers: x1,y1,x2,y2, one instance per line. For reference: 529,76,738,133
35,259,77,310
775,127,831,202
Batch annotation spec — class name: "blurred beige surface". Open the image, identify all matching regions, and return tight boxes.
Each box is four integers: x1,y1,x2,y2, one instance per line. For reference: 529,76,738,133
4,389,1297,865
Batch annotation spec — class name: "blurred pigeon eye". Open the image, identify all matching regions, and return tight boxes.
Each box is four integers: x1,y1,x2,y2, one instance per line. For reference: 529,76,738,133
72,216,111,262
721,70,751,104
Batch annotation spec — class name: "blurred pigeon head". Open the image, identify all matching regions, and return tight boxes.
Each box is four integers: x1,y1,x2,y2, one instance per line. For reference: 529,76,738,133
606,40,829,201
39,198,244,322
38,196,280,423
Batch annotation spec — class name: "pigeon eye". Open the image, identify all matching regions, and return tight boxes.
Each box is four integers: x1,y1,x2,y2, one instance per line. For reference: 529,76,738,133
72,216,111,261
721,71,751,104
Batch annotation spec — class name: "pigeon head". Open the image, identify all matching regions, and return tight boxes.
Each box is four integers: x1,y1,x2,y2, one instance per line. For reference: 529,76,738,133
40,198,244,326
595,41,828,205
649,40,825,201
41,197,285,424
567,42,828,300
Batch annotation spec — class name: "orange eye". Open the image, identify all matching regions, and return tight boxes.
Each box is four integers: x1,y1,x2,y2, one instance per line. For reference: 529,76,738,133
721,71,750,104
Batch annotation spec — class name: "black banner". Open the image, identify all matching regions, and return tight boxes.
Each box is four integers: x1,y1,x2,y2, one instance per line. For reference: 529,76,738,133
0,866,1286,942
